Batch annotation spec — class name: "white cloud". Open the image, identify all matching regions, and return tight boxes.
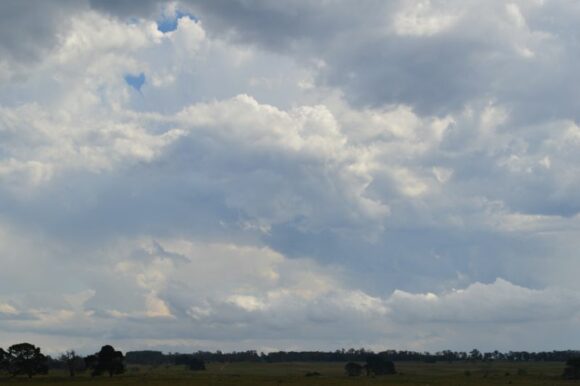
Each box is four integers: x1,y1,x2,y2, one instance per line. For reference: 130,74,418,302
388,278,580,323
392,0,460,37
0,304,18,316
2,233,577,352
1,0,580,353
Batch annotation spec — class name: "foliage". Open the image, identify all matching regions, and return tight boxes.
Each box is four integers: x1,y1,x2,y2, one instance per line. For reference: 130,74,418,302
344,362,363,376
563,357,580,379
173,354,206,371
59,350,85,377
5,343,48,378
365,354,396,375
0,348,9,371
189,358,206,371
125,350,167,366
123,348,580,364
85,345,125,377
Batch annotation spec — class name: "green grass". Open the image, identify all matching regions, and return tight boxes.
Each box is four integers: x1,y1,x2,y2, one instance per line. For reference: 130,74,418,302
0,361,572,385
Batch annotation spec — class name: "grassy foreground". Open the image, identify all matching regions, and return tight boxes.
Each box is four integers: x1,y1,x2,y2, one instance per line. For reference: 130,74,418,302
0,361,571,385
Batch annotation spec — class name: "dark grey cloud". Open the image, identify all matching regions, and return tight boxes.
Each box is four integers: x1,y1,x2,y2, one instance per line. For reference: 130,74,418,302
185,0,388,50
184,0,580,121
88,0,161,18
0,0,83,63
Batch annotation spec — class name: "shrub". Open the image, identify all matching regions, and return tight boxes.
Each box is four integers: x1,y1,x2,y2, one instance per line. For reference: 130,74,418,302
345,362,363,376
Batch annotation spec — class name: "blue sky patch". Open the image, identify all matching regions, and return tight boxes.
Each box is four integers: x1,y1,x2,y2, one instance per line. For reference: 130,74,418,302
157,10,196,33
124,73,145,92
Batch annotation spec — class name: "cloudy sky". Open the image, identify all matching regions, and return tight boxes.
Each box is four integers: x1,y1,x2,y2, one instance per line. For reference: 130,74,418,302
1,0,580,355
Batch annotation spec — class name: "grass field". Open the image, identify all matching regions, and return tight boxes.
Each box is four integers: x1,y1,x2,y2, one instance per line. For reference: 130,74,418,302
0,361,572,385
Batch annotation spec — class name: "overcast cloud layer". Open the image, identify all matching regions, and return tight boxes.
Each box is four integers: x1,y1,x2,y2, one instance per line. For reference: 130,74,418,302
1,0,580,354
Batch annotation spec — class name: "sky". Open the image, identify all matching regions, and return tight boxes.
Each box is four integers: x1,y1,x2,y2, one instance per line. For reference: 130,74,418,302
1,0,580,355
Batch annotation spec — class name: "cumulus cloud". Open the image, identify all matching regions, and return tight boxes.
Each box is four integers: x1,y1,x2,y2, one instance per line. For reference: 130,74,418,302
186,0,580,121
1,0,580,353
3,236,578,352
0,1,82,66
388,279,580,323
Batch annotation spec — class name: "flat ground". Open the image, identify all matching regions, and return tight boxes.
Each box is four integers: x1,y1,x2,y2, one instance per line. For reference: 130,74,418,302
0,361,572,385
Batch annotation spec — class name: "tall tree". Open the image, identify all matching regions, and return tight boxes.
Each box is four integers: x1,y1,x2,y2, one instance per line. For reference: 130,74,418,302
86,345,125,377
60,350,84,377
6,343,48,378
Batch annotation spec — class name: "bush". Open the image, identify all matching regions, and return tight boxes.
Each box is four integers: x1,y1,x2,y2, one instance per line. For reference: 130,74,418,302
365,354,396,375
344,362,363,376
563,358,580,380
188,358,206,371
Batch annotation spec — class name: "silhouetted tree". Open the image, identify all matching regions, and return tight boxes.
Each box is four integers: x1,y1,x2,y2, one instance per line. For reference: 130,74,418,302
563,357,580,379
60,350,84,377
0,348,9,371
173,354,206,371
86,345,125,377
125,350,167,365
469,349,482,360
344,362,363,376
188,357,206,371
6,343,48,378
365,354,395,376
84,354,97,372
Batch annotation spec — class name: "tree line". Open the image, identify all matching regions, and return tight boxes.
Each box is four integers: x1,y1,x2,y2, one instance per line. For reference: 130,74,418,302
0,343,125,378
125,348,580,365
3,342,580,378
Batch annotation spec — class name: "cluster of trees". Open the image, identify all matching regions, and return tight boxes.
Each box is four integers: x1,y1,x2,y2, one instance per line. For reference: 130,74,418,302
124,351,207,369
563,358,580,379
0,343,127,378
0,344,211,378
3,342,580,379
48,346,126,377
173,354,206,371
0,343,48,378
125,348,580,365
85,346,125,377
345,354,396,377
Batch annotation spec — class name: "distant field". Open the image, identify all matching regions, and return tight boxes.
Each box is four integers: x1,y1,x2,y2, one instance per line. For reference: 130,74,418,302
0,361,572,385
